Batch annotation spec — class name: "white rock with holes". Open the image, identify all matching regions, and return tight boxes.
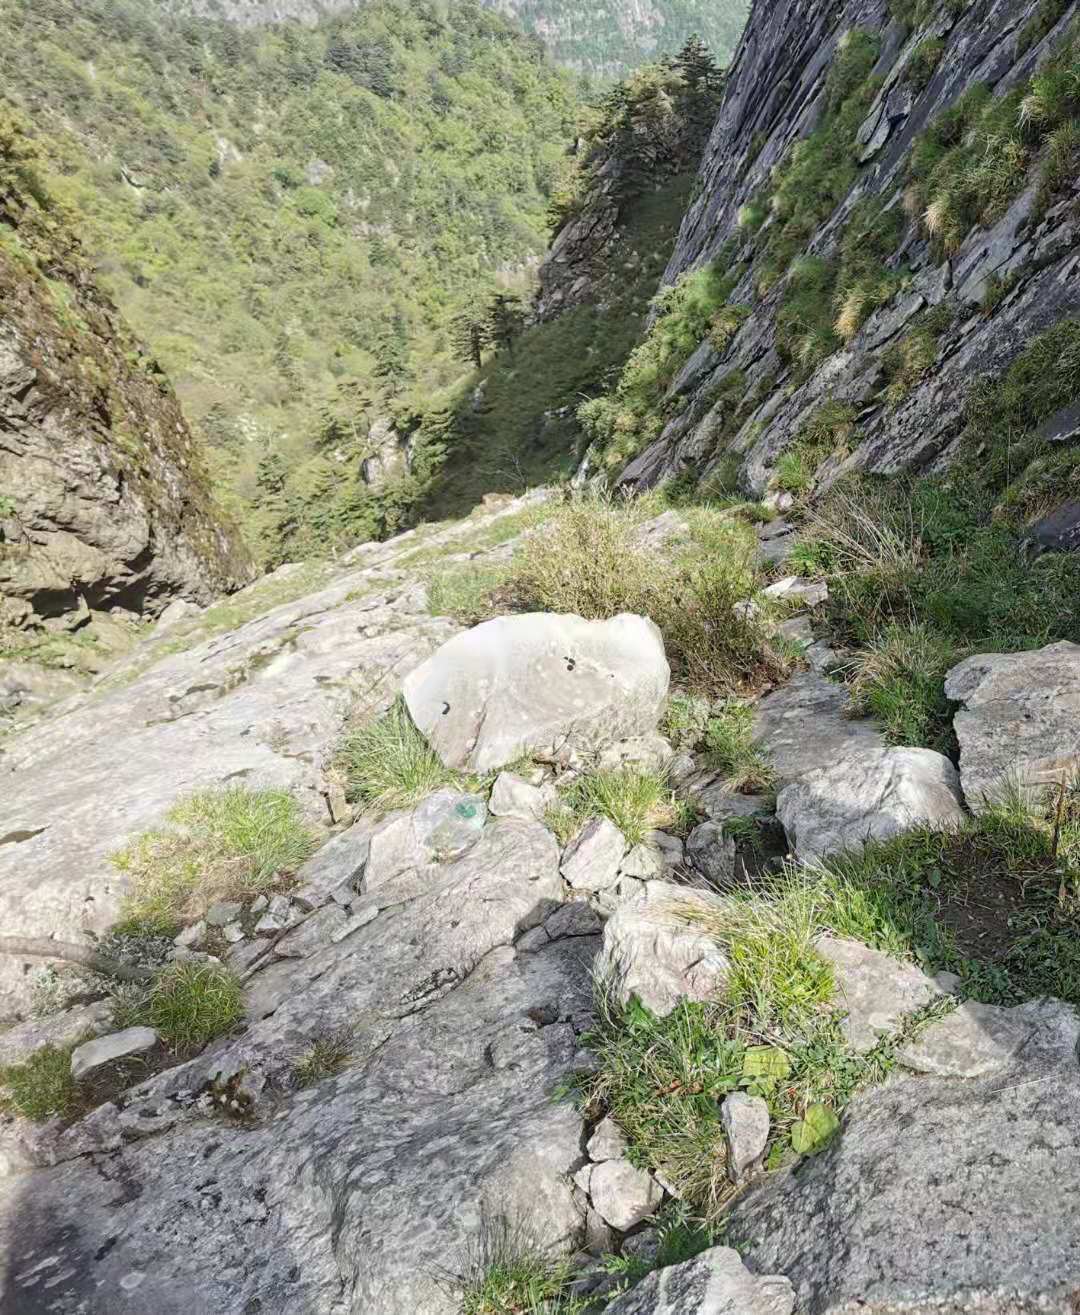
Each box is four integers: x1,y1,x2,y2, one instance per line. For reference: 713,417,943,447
402,612,670,772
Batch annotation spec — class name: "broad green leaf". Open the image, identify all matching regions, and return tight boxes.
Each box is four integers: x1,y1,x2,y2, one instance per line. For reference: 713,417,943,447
790,1103,840,1155
742,1046,791,1080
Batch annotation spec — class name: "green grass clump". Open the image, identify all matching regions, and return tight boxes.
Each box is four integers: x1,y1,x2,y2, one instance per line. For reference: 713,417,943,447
112,787,317,932
506,494,792,698
0,1043,78,1121
426,563,509,626
114,961,244,1053
906,37,944,92
662,692,711,751
292,1032,353,1089
879,304,954,402
844,621,964,752
548,767,688,848
453,1218,588,1315
771,399,859,494
335,698,474,813
703,702,775,793
1017,0,1071,54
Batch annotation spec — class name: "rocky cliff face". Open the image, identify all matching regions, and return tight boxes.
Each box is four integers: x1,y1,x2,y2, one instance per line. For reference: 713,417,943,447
614,0,1080,494
0,129,252,651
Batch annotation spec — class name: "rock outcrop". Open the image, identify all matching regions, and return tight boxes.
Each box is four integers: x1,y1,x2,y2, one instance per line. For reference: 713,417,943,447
0,133,252,649
614,0,1080,498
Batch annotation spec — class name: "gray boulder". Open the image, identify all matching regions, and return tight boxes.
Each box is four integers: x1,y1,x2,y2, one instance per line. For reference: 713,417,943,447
945,642,1080,809
561,817,627,893
686,821,736,883
402,612,670,772
588,1157,662,1231
897,999,1032,1078
70,1028,158,1081
291,823,373,910
604,1246,795,1314
729,1000,1080,1312
596,881,730,1017
364,789,487,889
488,772,552,822
816,936,942,1053
753,672,884,787
777,747,966,862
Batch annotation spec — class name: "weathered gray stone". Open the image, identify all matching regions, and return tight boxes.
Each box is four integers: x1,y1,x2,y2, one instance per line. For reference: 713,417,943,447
173,920,206,949
222,921,245,944
402,612,670,772
488,772,551,822
272,905,348,959
205,900,243,928
720,1091,770,1184
596,881,730,1017
762,576,828,607
70,1028,158,1081
753,672,884,787
587,1115,630,1162
777,747,967,862
729,1000,1080,1311
686,821,736,883
897,999,1032,1078
816,936,941,1052
561,817,627,893
604,1246,795,1315
1024,499,1080,557
945,642,1080,809
645,829,684,873
0,1001,112,1069
330,906,379,943
291,823,372,910
595,733,674,773
619,841,663,880
544,901,602,940
589,1158,662,1231
364,790,487,891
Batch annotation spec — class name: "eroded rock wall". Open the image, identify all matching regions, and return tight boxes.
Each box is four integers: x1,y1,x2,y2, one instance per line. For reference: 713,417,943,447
617,0,1080,493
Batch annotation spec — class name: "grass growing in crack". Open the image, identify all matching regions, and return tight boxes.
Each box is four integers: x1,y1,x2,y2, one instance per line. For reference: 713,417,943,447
113,961,244,1052
771,400,859,495
703,702,775,793
0,1043,78,1121
112,787,317,933
292,1032,353,1089
600,1201,719,1289
426,562,510,626
505,493,792,698
450,1215,588,1315
335,697,477,813
547,768,691,849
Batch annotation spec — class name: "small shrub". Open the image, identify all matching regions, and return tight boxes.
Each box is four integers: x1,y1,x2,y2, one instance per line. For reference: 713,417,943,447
0,1043,78,1121
335,698,470,812
113,787,317,931
115,961,244,1052
703,702,775,793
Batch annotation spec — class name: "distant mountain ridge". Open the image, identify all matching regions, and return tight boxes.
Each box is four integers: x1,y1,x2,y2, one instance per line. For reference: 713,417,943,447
165,0,749,74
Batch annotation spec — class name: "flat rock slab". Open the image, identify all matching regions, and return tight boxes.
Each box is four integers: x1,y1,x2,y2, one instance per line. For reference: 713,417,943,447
291,823,373,910
596,881,730,1018
945,641,1080,810
604,1246,795,1314
729,1000,1080,1311
70,1027,158,1081
363,790,487,890
816,936,941,1053
403,611,670,773
488,772,551,821
753,672,884,787
561,817,627,893
898,999,1033,1078
0,1001,112,1069
777,746,966,862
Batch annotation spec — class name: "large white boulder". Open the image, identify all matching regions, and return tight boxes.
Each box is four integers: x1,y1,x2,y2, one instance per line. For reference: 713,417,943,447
945,641,1080,809
777,746,966,862
595,881,731,1018
402,612,670,772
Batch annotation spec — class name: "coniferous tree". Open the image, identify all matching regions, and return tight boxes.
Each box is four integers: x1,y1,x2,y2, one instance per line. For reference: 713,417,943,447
449,309,491,371
487,292,525,360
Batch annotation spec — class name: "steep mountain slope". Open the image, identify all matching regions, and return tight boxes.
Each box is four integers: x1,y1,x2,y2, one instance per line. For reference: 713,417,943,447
0,0,577,559
0,113,251,681
169,0,751,75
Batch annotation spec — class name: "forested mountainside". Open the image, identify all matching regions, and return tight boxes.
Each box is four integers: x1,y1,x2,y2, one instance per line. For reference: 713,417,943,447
0,0,578,560
168,0,750,76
